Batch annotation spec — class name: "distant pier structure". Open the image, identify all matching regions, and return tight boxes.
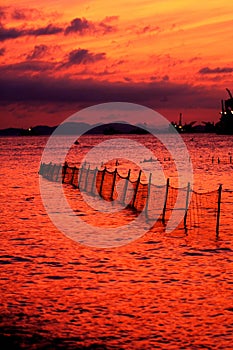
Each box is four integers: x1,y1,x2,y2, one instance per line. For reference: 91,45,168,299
171,113,196,133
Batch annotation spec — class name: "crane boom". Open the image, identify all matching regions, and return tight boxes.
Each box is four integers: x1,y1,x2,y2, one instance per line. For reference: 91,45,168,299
226,88,233,99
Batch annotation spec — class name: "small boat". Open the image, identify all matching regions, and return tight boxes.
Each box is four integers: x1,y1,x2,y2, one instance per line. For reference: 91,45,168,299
142,157,157,163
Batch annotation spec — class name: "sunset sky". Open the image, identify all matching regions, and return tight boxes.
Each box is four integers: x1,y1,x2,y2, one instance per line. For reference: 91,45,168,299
0,0,233,128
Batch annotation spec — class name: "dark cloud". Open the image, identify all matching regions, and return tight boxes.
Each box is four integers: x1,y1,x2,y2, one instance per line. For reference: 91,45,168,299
137,25,160,35
98,17,117,34
27,24,63,36
0,47,5,56
189,56,201,63
0,25,23,41
27,45,48,60
11,9,27,20
0,6,6,19
199,66,233,74
11,8,44,21
98,21,116,34
0,15,116,42
0,6,57,22
65,17,117,36
150,76,157,81
65,49,106,66
150,74,170,81
0,73,221,111
1,47,105,72
162,75,169,81
0,24,63,42
0,61,55,73
0,6,42,21
64,18,91,35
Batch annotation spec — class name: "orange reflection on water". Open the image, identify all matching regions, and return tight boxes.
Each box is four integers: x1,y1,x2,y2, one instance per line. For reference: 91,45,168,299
0,136,233,349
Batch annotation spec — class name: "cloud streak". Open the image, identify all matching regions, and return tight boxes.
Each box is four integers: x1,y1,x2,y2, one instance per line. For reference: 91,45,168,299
0,73,221,110
0,61,55,73
64,17,116,36
0,6,57,22
0,23,63,41
199,66,233,74
1,47,106,71
11,9,27,20
65,48,106,66
28,24,63,36
0,15,117,42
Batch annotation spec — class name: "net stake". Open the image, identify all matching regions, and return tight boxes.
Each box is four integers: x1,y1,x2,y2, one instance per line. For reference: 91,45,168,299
132,170,142,209
184,182,191,231
62,162,68,183
145,173,152,219
99,167,106,198
84,165,90,191
91,167,98,195
111,168,118,201
216,184,222,239
122,169,131,205
71,166,77,186
78,164,84,190
162,178,170,224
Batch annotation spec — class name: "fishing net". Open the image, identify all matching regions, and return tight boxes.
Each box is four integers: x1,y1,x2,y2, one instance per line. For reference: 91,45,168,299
40,162,222,235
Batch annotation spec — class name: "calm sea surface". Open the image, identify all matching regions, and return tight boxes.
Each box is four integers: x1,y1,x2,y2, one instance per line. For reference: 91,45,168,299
0,134,233,349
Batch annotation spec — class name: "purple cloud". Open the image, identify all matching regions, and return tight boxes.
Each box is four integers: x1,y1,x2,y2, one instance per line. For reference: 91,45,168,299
0,47,5,56
11,8,44,21
0,73,222,111
0,15,116,42
0,61,55,73
27,24,63,36
27,45,48,60
65,17,117,36
0,6,6,19
98,21,116,34
0,24,63,42
137,25,160,35
199,66,233,74
0,6,45,21
64,18,91,35
65,48,106,66
11,9,27,20
0,25,22,41
162,75,169,81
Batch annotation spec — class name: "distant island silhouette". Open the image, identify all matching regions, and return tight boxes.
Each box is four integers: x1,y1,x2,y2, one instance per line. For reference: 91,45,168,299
2,89,232,136
2,87,233,137
0,120,227,136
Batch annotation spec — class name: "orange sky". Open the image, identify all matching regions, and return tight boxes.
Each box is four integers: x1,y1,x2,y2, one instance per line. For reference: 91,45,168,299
0,0,233,128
